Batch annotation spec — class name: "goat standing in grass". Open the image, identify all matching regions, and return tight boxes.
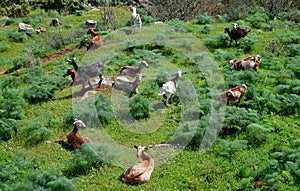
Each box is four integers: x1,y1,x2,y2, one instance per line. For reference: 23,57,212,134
113,73,143,97
67,58,105,91
158,71,186,106
122,145,154,184
229,55,261,71
224,27,250,46
55,119,92,149
130,7,142,33
64,68,82,86
218,84,247,108
86,28,103,50
119,61,149,77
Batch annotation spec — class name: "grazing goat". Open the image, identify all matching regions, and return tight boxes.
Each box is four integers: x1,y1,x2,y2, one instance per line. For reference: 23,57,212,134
113,73,143,97
67,58,105,90
35,27,46,34
64,68,82,86
158,71,186,106
86,28,103,50
229,55,261,71
232,23,241,30
56,119,92,149
120,61,149,77
122,145,154,184
50,18,60,27
224,27,251,46
218,84,247,108
130,7,142,33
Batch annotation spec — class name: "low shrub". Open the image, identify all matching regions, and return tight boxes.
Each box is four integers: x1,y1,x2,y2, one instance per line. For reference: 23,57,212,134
0,44,10,53
221,107,260,136
142,15,155,23
23,84,58,103
23,120,52,145
168,19,193,33
129,95,150,120
0,118,18,141
192,13,216,25
199,24,213,34
63,144,104,177
204,33,229,49
213,139,248,158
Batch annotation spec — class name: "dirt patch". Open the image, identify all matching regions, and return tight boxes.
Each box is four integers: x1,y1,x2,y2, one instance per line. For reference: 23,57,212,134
40,47,82,63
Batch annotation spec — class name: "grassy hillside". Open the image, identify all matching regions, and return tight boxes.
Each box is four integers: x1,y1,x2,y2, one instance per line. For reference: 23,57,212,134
0,7,299,191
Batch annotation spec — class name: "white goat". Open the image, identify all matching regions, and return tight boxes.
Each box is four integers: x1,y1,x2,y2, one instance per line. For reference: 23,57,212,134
122,145,154,184
130,7,142,33
120,61,149,77
113,73,143,97
67,58,105,90
158,71,186,106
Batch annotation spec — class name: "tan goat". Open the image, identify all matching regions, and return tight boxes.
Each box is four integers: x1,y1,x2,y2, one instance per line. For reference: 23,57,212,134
122,145,154,184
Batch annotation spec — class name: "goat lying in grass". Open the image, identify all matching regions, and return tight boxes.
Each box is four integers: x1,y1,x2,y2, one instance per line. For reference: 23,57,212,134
218,84,247,108
158,71,186,106
64,68,82,86
224,27,251,46
113,73,143,97
130,7,142,33
122,145,154,184
86,28,103,50
67,58,105,91
119,61,149,77
229,55,261,71
56,119,92,149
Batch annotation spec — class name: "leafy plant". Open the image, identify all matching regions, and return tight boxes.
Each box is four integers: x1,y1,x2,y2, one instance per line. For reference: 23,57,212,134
192,13,216,25
129,95,150,120
23,84,58,103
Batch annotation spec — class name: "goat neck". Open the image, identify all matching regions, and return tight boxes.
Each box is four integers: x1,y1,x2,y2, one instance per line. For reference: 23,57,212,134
68,58,79,71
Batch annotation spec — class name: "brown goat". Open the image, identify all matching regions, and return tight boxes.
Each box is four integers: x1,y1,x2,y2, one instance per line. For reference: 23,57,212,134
86,28,103,50
64,68,82,86
224,27,251,45
56,119,92,149
122,145,154,184
229,55,261,71
218,84,247,108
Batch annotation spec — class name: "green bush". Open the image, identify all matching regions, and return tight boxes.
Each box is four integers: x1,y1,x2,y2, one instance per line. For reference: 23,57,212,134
142,15,155,23
168,19,193,33
0,44,10,53
221,107,260,136
95,94,115,125
23,84,58,103
238,34,257,53
204,33,229,49
0,118,18,141
0,88,25,120
129,95,150,120
23,120,52,145
213,139,248,158
246,12,271,29
63,144,103,177
199,24,213,34
244,123,269,147
8,30,28,43
192,13,216,25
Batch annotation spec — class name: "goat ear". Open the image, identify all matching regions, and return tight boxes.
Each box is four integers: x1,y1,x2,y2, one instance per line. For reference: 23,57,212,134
134,145,138,149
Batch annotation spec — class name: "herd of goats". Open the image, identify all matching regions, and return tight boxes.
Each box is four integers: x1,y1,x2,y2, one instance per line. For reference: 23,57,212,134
51,8,261,184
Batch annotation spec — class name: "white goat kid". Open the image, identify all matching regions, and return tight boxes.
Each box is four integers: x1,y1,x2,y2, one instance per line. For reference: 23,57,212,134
113,73,143,97
130,7,142,33
120,61,149,77
158,71,186,106
122,145,154,184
